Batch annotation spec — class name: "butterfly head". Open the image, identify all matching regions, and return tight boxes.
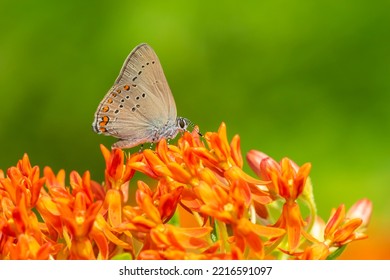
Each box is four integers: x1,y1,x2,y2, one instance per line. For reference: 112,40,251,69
176,117,202,136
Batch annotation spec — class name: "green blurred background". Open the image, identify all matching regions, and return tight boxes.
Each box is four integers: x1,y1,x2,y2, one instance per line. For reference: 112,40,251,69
1,0,389,258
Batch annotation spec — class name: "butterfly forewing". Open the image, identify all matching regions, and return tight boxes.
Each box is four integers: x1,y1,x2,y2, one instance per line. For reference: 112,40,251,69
115,44,177,121
92,43,178,142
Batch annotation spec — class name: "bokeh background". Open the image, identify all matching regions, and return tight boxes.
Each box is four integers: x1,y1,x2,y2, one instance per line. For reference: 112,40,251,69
1,0,389,259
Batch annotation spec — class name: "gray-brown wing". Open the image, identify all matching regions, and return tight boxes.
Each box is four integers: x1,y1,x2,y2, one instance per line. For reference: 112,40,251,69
92,43,177,146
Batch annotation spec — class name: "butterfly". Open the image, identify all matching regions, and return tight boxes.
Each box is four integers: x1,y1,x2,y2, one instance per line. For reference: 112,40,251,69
92,43,194,149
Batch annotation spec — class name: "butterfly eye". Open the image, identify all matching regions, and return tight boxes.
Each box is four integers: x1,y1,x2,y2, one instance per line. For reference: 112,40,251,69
178,118,187,129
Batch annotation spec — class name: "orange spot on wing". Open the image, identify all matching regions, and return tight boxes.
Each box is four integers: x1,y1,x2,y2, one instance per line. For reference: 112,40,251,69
102,106,109,112
99,116,110,127
107,98,113,104
123,85,130,91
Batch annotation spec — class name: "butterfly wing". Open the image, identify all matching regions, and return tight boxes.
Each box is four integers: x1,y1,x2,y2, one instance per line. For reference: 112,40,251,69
92,43,178,147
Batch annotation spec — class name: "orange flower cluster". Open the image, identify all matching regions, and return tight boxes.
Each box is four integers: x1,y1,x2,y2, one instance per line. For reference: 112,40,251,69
0,123,372,259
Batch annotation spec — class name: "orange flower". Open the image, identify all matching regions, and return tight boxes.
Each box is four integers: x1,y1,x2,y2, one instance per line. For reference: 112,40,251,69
281,241,330,260
8,234,53,260
0,154,45,209
36,167,71,241
0,123,371,260
100,145,139,228
283,199,373,260
0,154,52,259
117,181,213,259
56,197,102,259
346,198,372,230
248,151,311,200
247,150,312,252
100,144,137,191
127,124,281,259
324,200,371,247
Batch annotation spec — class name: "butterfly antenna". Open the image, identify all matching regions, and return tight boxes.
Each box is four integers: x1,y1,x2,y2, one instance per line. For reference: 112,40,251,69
186,119,203,137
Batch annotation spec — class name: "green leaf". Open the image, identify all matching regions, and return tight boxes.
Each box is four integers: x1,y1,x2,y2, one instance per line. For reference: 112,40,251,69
111,253,133,260
327,245,347,260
